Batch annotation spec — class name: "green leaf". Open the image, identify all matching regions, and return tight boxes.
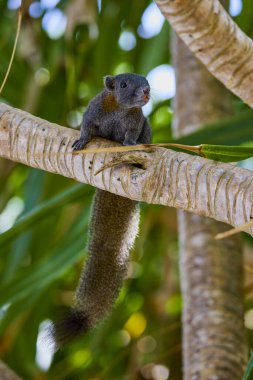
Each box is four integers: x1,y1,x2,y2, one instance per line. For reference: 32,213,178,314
0,183,89,249
243,352,253,380
0,213,90,307
3,170,46,282
152,142,253,163
0,288,44,333
200,144,253,162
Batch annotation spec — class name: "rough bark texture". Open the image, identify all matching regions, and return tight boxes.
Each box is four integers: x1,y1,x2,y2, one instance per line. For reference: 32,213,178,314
1,102,253,237
172,34,248,379
154,0,253,107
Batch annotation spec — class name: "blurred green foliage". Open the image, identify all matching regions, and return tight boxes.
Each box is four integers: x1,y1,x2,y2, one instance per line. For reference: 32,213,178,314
1,0,253,379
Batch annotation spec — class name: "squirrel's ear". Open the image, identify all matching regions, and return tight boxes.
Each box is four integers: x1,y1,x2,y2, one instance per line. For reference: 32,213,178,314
104,76,115,91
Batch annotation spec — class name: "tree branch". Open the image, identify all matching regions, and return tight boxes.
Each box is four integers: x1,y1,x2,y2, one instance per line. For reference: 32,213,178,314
154,0,253,107
1,102,253,236
0,360,22,380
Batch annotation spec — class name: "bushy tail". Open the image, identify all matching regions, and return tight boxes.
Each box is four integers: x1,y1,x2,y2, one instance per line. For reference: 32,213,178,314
50,310,90,348
51,190,139,348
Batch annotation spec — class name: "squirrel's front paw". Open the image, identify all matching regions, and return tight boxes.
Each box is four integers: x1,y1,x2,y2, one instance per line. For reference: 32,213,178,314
123,140,137,146
72,139,86,151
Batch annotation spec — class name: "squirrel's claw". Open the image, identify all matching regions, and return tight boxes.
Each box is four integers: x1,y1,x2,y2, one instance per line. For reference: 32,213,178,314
72,139,86,151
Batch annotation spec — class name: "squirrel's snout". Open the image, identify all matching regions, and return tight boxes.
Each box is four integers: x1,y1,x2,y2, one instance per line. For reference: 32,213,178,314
142,86,150,95
141,86,150,104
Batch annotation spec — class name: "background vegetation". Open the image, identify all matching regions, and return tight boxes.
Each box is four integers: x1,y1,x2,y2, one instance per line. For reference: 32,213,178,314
1,0,253,379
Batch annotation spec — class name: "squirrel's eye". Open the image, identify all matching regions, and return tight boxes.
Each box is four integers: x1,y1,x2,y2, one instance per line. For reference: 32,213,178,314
120,81,127,88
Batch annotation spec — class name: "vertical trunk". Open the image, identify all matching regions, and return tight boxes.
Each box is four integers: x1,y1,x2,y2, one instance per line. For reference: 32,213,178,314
172,33,248,379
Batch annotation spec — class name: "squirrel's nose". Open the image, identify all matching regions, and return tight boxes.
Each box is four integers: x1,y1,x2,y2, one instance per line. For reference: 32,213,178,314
143,86,150,95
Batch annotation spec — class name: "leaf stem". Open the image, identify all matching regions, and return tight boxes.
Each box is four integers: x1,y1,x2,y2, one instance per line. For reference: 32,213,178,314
71,143,201,155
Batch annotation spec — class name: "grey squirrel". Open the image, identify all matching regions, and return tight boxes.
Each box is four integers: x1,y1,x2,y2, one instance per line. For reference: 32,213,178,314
51,73,151,348
72,73,151,150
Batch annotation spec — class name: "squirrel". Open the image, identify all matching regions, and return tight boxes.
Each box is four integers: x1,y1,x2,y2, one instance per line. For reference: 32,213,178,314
51,73,151,348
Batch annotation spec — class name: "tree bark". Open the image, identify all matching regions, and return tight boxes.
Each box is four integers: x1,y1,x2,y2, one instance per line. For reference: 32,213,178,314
1,102,253,237
154,0,253,107
172,33,248,379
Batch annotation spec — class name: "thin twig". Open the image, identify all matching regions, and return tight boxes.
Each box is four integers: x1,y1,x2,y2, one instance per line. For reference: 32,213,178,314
244,265,253,275
215,220,253,240
0,1,24,95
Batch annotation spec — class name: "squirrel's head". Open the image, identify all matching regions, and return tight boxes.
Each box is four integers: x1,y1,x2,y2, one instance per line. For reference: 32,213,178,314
103,73,150,109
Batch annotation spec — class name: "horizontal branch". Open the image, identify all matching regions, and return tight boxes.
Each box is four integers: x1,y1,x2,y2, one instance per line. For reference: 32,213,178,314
1,102,253,236
155,0,253,107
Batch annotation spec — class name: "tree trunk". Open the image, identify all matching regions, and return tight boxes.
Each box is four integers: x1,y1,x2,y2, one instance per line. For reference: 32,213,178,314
172,33,248,379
